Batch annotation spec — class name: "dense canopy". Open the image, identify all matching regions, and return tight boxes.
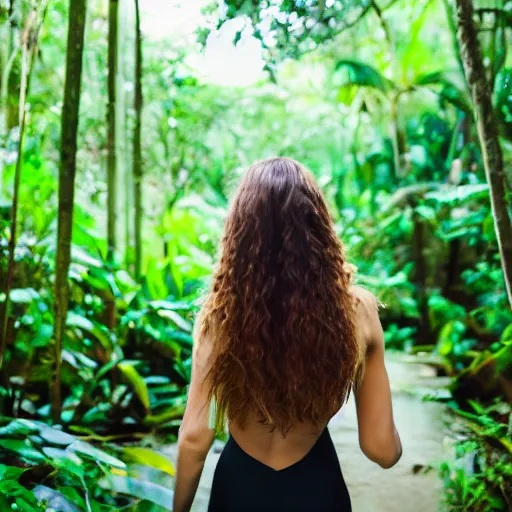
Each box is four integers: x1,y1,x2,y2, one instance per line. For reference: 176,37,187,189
0,0,511,509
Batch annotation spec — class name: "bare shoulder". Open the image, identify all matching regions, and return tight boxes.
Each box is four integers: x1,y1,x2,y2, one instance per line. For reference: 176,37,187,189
349,286,384,350
350,285,379,316
192,307,212,369
192,306,206,343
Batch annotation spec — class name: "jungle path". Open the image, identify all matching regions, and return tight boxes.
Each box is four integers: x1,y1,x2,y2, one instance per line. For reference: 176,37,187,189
165,355,450,511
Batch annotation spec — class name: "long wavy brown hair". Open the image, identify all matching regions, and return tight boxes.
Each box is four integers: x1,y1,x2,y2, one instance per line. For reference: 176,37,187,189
199,157,362,434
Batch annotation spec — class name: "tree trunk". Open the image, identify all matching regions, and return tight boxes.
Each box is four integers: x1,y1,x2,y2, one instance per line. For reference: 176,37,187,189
107,0,119,261
116,0,129,268
124,127,132,270
104,0,119,331
442,0,468,82
0,50,19,197
0,97,26,370
6,68,20,131
0,5,46,369
454,0,512,307
51,0,87,423
412,211,431,344
5,0,19,132
0,1,20,198
133,0,143,280
389,94,401,183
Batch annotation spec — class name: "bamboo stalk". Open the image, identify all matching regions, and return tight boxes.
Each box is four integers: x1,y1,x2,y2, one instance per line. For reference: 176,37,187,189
133,0,143,280
51,0,87,423
0,4,47,368
107,0,119,262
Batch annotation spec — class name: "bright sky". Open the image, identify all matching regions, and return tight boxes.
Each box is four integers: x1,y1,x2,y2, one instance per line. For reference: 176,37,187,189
141,0,266,87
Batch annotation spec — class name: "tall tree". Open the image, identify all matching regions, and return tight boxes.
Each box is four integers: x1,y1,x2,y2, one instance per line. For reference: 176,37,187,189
104,0,119,330
0,4,46,368
5,0,20,131
133,0,143,279
51,0,87,423
0,1,20,199
107,0,119,261
117,0,130,270
454,0,512,307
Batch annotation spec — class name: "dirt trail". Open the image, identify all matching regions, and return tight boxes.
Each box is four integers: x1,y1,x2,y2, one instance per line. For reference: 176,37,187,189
165,356,450,511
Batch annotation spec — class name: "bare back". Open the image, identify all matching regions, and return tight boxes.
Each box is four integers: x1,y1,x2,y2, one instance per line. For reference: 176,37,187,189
227,285,394,471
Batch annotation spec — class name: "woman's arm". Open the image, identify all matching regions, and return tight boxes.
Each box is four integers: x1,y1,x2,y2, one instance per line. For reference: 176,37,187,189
173,320,215,512
352,286,402,469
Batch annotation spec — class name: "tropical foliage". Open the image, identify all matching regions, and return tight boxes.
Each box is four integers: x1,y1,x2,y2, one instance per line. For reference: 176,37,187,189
0,0,511,510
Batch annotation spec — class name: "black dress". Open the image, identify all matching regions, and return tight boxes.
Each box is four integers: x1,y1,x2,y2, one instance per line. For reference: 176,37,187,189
208,428,352,511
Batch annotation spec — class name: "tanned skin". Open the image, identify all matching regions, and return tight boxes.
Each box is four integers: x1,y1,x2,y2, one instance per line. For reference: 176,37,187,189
173,286,402,512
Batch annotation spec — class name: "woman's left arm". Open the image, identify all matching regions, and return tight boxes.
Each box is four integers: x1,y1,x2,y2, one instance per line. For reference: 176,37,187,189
173,322,215,512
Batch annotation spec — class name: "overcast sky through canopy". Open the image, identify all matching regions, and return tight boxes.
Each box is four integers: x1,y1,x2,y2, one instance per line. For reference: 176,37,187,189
141,0,266,87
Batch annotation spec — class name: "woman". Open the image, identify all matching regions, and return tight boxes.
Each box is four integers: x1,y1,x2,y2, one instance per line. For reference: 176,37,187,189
173,157,402,512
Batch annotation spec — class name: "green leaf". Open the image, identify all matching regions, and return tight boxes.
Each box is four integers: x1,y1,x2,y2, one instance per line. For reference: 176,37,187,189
144,404,186,427
146,260,168,300
36,424,76,446
33,485,81,512
439,84,472,113
501,323,512,342
425,184,489,204
336,84,358,105
0,419,38,437
67,311,112,348
106,272,122,299
122,448,175,476
496,71,512,140
94,358,121,383
55,487,87,511
335,60,395,93
0,463,25,481
82,271,110,292
40,448,84,478
0,479,40,509
99,474,173,510
414,205,436,223
436,320,466,356
148,300,191,311
80,403,113,424
0,497,10,511
68,441,127,469
144,324,163,341
33,323,53,347
168,331,193,348
414,70,471,112
408,145,428,168
156,310,192,332
118,363,151,411
415,70,451,86
0,439,46,463
71,245,104,268
10,288,39,304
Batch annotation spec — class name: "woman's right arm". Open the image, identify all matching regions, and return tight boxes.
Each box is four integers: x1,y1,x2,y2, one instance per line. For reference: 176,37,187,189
352,287,402,469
